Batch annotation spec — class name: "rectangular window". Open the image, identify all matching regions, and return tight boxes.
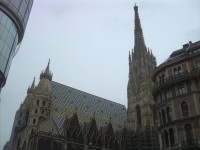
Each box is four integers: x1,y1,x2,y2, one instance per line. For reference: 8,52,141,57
177,84,185,95
196,60,200,68
174,66,182,75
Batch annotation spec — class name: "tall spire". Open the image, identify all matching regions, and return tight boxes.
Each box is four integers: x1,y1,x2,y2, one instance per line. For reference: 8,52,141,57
134,4,146,53
27,77,35,94
36,60,53,94
40,59,52,81
44,59,50,74
30,77,35,89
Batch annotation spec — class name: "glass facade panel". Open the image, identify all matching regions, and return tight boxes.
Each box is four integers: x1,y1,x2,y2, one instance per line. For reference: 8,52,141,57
19,0,27,18
0,11,18,80
0,0,33,88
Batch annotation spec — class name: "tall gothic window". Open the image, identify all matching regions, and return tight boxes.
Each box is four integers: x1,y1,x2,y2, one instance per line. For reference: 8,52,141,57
162,109,166,123
36,99,39,105
166,107,171,122
35,109,38,114
181,102,189,117
185,124,193,144
152,105,157,122
136,105,142,127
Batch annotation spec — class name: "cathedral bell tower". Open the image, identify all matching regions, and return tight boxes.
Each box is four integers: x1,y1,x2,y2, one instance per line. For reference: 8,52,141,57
127,4,157,131
27,60,53,134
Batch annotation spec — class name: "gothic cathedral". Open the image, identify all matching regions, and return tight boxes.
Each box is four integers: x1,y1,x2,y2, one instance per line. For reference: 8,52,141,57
4,5,160,150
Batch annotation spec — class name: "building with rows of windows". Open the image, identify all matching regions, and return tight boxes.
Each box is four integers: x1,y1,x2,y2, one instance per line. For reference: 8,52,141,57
152,41,200,150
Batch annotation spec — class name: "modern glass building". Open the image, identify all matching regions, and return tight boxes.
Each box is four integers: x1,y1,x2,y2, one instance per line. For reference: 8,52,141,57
0,0,33,90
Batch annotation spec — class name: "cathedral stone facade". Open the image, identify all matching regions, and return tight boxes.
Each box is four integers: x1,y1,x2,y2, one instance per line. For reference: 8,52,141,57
4,5,160,150
4,61,127,150
125,5,159,150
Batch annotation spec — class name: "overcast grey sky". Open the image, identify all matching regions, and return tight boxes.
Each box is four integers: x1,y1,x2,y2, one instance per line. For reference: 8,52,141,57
0,0,200,148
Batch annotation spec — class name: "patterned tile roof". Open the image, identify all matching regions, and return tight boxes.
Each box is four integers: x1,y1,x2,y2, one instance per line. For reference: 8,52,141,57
38,81,127,135
52,81,127,122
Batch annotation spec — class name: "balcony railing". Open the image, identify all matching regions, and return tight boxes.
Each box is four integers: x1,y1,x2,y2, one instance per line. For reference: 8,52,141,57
153,67,200,93
153,72,190,93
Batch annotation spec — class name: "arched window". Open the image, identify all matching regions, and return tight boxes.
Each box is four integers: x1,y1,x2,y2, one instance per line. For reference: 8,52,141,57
33,118,36,124
169,128,175,145
185,124,193,145
162,109,166,123
164,130,169,146
136,105,142,127
181,102,189,117
36,100,39,105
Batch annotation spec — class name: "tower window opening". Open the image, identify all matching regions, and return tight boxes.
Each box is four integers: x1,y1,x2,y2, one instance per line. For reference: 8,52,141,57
33,118,36,124
136,105,142,127
36,100,39,105
162,109,166,123
43,100,46,106
152,105,157,122
166,107,171,122
35,109,38,114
